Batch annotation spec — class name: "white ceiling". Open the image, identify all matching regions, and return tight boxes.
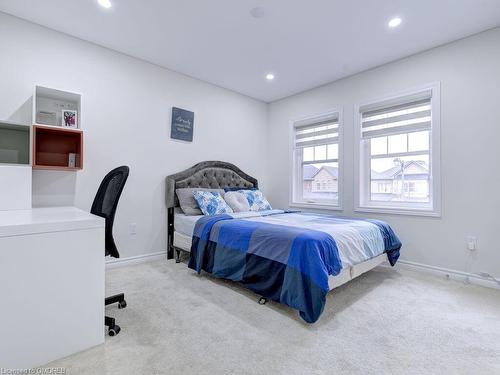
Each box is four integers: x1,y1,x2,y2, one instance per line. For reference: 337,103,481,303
1,0,500,102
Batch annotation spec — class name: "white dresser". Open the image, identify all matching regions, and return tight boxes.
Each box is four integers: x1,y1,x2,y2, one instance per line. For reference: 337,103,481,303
0,207,105,370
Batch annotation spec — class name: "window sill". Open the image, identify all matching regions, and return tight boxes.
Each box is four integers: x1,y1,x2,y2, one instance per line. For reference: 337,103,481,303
354,205,441,218
290,202,343,211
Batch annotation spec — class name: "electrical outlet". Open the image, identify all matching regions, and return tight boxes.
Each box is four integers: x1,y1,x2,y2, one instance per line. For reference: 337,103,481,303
130,223,137,235
466,236,477,251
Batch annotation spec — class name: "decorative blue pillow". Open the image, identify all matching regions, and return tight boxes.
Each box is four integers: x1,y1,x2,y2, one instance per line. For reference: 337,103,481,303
237,190,272,211
192,191,234,216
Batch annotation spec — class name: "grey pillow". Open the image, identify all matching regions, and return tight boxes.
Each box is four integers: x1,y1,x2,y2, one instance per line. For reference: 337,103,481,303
176,188,225,215
224,191,250,212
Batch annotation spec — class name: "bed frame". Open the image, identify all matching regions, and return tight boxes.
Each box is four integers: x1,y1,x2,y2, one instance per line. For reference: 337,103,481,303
165,160,386,290
165,161,258,261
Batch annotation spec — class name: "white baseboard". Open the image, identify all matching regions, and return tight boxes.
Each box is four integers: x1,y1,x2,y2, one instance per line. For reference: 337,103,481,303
106,251,167,269
106,251,500,290
390,259,500,290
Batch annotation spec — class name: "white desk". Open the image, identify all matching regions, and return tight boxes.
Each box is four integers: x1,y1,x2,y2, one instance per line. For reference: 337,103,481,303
0,207,105,370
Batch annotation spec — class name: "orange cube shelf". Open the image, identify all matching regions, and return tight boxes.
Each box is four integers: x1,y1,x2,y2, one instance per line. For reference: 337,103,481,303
33,125,83,171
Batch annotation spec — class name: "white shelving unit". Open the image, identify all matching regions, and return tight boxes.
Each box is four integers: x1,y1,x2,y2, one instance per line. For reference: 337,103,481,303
0,85,84,209
31,85,84,171
32,85,82,129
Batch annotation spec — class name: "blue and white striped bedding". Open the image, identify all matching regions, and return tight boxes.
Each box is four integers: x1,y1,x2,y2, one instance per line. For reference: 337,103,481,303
241,211,395,268
188,210,401,323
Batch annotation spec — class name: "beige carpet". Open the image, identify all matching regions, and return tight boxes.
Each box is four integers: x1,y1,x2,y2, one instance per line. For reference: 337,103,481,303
45,259,500,375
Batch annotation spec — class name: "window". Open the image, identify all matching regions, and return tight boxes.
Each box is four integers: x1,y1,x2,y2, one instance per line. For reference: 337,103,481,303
291,111,341,208
356,84,440,215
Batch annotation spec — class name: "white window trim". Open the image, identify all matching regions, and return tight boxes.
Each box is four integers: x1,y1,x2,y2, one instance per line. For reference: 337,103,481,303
354,83,441,217
289,108,344,211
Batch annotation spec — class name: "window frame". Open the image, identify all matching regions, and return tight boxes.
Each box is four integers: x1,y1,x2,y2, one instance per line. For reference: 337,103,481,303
289,108,344,211
354,83,441,217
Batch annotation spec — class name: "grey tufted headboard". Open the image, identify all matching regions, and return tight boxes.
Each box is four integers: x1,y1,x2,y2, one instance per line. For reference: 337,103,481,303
165,161,258,260
165,161,258,208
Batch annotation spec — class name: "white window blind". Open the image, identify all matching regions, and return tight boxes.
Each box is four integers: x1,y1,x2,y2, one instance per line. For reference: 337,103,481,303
355,84,441,216
361,94,432,139
291,111,342,208
294,115,339,149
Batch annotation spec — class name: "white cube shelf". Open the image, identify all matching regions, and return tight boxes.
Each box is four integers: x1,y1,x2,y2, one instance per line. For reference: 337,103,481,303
0,120,31,165
32,85,82,129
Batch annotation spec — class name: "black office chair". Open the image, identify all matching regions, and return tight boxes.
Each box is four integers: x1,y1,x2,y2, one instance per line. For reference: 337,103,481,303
91,166,130,336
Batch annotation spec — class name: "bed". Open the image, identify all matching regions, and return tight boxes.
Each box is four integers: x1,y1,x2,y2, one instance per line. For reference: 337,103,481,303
166,161,401,323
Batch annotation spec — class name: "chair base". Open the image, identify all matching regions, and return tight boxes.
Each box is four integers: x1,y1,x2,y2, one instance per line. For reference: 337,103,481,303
105,293,126,336
106,293,126,307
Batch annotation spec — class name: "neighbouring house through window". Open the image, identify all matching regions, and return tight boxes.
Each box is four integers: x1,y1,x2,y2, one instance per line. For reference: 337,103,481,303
292,111,341,207
356,84,441,215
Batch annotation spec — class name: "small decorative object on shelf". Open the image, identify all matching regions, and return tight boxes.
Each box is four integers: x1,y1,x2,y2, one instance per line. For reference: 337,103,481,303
171,107,194,142
36,111,58,126
62,109,78,128
68,153,77,168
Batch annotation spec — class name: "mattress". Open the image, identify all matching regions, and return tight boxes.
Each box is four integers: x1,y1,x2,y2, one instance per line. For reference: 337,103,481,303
173,231,192,250
174,212,202,237
328,254,386,289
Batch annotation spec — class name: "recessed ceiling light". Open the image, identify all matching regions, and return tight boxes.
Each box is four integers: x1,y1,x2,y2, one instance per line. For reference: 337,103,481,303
388,17,402,28
250,7,265,19
98,0,112,9
266,73,275,81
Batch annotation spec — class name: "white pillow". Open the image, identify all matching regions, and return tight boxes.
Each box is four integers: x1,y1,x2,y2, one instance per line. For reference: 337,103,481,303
224,191,251,212
237,190,272,211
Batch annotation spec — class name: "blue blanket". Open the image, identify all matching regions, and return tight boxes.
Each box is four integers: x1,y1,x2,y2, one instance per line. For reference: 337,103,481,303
188,212,401,323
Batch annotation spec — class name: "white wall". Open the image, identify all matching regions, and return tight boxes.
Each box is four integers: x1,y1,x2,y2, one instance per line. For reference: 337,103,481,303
267,27,500,277
0,13,268,259
2,12,499,278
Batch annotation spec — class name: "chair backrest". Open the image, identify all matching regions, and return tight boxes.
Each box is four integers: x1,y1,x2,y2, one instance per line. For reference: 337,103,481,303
91,166,129,258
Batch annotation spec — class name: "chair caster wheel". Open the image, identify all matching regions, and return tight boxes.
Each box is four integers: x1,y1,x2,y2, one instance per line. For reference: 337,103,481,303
109,325,121,336
118,300,127,309
258,297,267,305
